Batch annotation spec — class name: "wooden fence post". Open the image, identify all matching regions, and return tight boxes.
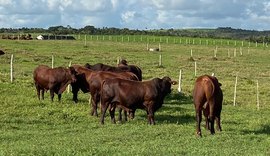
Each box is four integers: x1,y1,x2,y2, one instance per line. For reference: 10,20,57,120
178,69,182,93
51,55,54,68
233,75,238,106
84,35,87,47
67,61,72,93
10,54,14,83
159,54,162,67
194,61,197,77
256,80,259,110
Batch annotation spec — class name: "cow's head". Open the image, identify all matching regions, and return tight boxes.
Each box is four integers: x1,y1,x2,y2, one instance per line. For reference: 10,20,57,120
69,66,77,83
84,63,92,69
160,76,178,94
118,59,128,67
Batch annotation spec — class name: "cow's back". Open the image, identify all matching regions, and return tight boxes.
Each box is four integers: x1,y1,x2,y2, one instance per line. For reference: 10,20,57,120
33,65,51,89
102,78,145,109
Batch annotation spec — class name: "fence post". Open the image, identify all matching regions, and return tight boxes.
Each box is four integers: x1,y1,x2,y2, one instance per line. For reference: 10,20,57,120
178,69,182,93
159,54,162,67
240,47,243,56
67,61,72,93
117,57,120,65
256,80,259,110
51,55,54,68
233,75,238,106
194,61,197,77
84,35,87,47
10,54,14,83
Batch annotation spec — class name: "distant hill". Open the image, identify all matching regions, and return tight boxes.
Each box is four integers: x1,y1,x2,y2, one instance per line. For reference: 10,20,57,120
150,27,270,43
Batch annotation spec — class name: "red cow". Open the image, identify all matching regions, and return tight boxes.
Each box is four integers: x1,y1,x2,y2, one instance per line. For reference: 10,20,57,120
33,65,77,101
193,75,223,137
71,65,139,118
0,50,5,55
100,77,177,125
85,61,142,81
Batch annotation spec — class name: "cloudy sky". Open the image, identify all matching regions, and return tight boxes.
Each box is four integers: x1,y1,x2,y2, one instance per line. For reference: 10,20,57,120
0,0,270,30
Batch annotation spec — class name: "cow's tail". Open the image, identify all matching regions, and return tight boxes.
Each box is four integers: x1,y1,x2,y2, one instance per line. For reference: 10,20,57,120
100,80,107,100
208,76,216,134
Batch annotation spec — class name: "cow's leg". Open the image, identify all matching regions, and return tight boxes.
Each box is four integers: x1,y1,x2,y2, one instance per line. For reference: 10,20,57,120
195,105,202,137
36,86,41,100
41,89,45,100
90,93,99,117
50,90,54,102
208,99,215,135
203,108,210,130
109,104,116,124
58,94,62,102
118,108,123,122
129,110,135,119
123,110,128,121
147,106,155,125
215,102,222,132
215,116,222,131
100,102,110,125
71,84,79,103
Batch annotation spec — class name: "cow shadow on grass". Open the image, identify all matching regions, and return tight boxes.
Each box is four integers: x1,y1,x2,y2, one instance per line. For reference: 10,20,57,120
153,92,194,124
165,92,193,106
241,124,270,135
156,113,194,125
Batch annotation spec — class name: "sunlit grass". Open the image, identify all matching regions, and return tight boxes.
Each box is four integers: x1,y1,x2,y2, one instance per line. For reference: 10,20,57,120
0,37,269,155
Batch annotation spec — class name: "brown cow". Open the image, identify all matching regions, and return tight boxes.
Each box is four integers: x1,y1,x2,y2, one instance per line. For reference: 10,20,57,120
0,50,5,55
193,75,223,137
33,65,77,101
71,65,139,118
72,63,142,103
100,76,177,125
84,61,142,81
117,59,142,81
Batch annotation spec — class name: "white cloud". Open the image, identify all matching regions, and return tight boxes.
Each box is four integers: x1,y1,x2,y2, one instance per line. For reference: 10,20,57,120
0,0,12,5
0,0,269,30
121,11,136,23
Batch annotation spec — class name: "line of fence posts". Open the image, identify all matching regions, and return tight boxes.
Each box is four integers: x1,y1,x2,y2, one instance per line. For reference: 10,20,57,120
81,35,269,48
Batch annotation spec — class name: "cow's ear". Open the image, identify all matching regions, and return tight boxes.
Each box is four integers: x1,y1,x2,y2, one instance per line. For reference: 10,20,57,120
218,82,222,86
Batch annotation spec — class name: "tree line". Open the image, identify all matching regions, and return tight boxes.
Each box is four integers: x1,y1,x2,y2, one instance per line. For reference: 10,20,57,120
0,26,269,43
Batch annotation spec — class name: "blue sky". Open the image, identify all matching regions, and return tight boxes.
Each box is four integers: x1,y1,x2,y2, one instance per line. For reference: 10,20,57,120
0,0,270,30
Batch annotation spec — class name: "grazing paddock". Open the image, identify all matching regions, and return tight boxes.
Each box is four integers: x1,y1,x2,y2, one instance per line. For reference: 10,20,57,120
0,37,269,155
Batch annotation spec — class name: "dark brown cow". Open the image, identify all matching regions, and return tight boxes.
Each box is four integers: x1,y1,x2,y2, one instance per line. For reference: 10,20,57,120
84,61,142,81
0,50,5,55
33,65,77,101
193,75,223,137
100,76,177,125
117,59,142,81
71,65,139,118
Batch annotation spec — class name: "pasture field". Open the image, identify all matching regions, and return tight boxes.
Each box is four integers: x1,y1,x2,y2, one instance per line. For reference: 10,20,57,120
0,37,269,155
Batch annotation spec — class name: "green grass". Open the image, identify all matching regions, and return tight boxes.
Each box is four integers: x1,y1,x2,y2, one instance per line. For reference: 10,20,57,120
0,37,269,155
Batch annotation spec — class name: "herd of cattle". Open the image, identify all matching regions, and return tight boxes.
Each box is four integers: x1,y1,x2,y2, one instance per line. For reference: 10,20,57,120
1,34,33,40
33,60,223,137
